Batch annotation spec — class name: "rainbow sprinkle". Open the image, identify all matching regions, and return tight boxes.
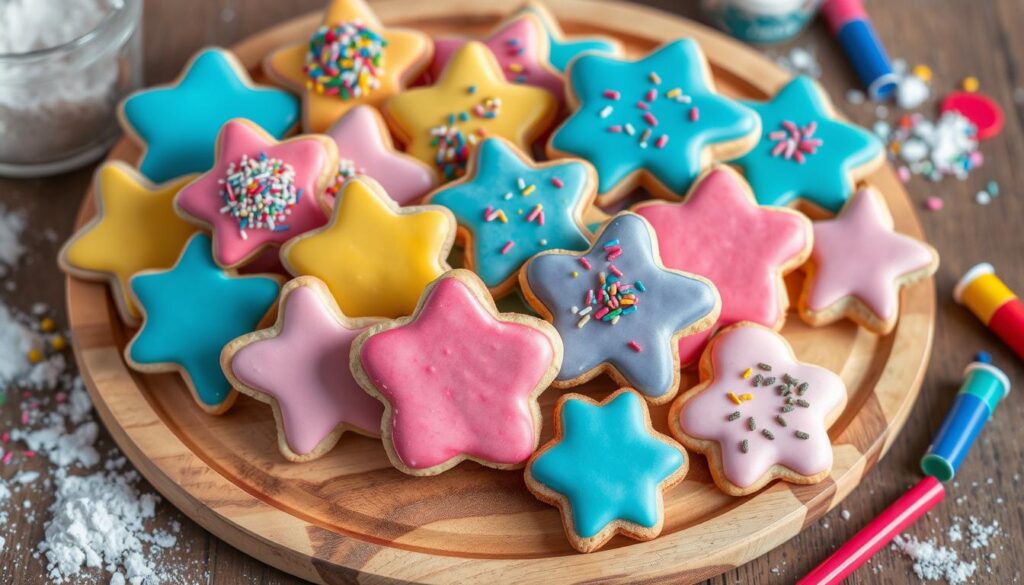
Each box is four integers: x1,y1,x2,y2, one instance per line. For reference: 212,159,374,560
324,158,362,198
219,152,300,239
430,95,502,179
572,252,644,327
304,22,387,99
769,120,823,163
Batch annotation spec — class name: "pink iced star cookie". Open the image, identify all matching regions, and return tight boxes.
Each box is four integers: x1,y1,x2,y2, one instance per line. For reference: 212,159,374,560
798,187,939,334
323,106,438,206
174,119,338,269
222,276,385,461
351,270,563,476
669,323,847,496
633,166,812,366
427,13,564,104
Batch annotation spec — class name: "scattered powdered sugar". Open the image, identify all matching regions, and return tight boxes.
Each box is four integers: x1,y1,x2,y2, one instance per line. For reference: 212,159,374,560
893,535,977,585
0,302,37,383
38,462,179,585
966,517,999,550
0,205,27,275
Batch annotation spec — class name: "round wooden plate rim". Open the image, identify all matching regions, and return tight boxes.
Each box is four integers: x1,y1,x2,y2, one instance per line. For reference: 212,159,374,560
67,1,935,583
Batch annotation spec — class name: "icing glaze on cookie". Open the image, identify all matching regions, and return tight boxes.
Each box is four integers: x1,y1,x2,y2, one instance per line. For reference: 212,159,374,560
323,106,437,206
429,14,564,103
731,76,883,213
282,177,455,319
127,234,280,411
677,325,847,490
517,1,620,73
633,167,811,365
174,120,335,269
529,390,685,539
549,39,758,198
121,48,299,183
523,213,719,400
429,138,593,291
384,42,557,181
806,188,937,320
358,272,560,471
263,0,432,132
60,162,197,324
229,280,384,456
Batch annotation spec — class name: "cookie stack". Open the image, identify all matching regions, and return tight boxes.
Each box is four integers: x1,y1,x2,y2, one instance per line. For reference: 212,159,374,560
59,0,939,554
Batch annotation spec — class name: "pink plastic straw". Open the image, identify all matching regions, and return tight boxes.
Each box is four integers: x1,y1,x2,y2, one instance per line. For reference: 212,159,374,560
797,476,945,585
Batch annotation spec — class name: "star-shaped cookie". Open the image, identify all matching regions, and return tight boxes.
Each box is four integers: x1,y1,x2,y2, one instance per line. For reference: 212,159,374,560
547,39,760,204
351,270,562,476
222,276,384,461
520,212,721,403
798,188,938,334
323,105,438,206
428,13,564,104
633,166,812,366
526,389,687,553
730,76,884,214
670,323,848,496
515,1,622,73
427,137,595,297
281,176,455,319
384,41,558,181
125,234,281,414
174,119,337,269
263,0,432,133
59,162,197,326
120,47,300,183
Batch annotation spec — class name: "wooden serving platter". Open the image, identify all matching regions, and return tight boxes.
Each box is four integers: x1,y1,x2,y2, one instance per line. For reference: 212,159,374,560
66,1,935,583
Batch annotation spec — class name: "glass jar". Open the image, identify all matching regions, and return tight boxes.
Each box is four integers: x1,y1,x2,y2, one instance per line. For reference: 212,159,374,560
0,0,143,177
702,0,823,45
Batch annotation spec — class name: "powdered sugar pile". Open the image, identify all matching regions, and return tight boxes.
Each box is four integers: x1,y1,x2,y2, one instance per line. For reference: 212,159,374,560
892,535,977,585
38,461,179,585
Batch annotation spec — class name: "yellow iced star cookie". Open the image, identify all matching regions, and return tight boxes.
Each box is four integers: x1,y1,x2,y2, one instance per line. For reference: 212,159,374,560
383,41,558,181
59,161,198,326
263,0,433,133
281,177,456,318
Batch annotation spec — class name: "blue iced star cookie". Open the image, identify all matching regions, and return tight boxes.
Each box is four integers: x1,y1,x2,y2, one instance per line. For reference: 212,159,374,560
730,76,884,214
526,389,687,553
428,138,595,296
120,48,300,183
547,39,760,204
520,213,720,403
125,234,281,414
517,1,621,72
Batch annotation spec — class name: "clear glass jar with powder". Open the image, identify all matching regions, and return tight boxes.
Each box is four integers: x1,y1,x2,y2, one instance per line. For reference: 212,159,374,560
0,0,143,177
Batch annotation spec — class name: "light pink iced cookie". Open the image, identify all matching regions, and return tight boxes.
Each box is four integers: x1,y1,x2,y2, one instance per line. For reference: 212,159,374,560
428,13,564,104
351,270,563,476
633,166,812,367
798,187,939,334
669,323,847,496
322,106,438,206
174,119,338,269
221,276,384,461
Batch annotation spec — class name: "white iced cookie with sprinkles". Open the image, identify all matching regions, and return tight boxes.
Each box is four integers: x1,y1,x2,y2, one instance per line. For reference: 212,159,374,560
669,323,848,496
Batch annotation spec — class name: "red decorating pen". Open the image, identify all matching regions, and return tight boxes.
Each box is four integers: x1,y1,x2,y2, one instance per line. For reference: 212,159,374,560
797,476,945,585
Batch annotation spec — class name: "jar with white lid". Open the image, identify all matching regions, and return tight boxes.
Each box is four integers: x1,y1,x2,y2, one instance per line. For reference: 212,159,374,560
0,0,143,177
702,0,823,44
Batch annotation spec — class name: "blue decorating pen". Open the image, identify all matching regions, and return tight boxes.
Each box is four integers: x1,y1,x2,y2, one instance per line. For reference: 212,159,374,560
821,0,898,100
920,361,1011,482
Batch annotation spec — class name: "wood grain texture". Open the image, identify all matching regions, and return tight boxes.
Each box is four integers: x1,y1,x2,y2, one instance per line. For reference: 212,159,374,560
1,0,1022,584
65,1,934,583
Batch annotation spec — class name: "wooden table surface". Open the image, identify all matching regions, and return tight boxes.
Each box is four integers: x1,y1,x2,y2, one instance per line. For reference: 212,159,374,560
2,0,1021,583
